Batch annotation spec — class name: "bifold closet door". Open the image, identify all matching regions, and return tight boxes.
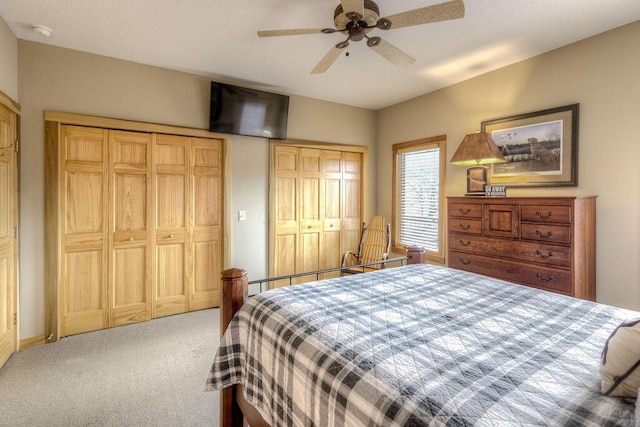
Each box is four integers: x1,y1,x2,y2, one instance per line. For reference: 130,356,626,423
190,138,222,310
60,126,109,336
321,150,343,278
109,130,152,327
298,148,321,282
50,117,225,339
341,152,362,259
271,145,363,286
154,134,189,317
272,146,298,287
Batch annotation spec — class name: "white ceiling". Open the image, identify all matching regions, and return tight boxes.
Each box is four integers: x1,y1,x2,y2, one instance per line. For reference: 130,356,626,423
1,0,639,110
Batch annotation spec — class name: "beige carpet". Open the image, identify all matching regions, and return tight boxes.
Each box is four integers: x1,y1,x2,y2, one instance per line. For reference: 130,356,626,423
0,309,220,426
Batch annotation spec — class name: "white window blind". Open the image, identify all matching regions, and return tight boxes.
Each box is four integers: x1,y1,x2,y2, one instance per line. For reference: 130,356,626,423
398,146,440,252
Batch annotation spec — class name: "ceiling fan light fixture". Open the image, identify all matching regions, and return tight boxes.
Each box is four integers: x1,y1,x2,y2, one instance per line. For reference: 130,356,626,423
367,36,381,47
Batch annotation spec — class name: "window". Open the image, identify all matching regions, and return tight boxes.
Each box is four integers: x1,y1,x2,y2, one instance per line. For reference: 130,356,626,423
392,136,446,264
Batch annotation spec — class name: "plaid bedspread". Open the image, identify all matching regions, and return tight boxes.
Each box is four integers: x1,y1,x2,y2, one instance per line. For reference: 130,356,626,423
206,264,636,426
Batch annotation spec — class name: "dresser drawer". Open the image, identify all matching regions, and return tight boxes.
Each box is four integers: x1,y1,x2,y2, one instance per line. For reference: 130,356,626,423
521,205,572,224
521,223,571,244
448,233,571,268
448,203,482,219
449,251,572,295
448,218,482,235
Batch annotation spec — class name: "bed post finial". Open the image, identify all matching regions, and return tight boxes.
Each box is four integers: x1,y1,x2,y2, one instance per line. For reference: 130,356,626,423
220,268,248,334
407,246,426,264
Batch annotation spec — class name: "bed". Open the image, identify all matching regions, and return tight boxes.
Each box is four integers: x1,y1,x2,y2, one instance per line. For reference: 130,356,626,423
206,263,637,426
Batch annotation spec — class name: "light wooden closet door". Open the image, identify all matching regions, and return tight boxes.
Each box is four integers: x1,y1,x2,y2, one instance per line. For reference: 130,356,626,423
342,152,362,257
0,105,16,368
61,126,109,336
190,138,222,310
298,148,321,282
321,150,343,278
272,145,298,287
154,134,189,317
110,130,152,327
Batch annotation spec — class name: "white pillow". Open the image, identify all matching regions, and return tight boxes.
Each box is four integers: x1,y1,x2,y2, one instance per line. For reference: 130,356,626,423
600,318,640,398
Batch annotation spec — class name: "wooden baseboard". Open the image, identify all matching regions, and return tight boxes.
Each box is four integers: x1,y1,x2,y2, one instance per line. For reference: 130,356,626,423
20,335,46,349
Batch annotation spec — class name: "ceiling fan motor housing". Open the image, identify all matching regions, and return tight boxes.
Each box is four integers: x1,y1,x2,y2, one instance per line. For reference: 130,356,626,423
334,0,380,30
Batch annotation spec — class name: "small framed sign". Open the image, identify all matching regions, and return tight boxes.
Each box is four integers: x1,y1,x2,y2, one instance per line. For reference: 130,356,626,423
484,185,507,197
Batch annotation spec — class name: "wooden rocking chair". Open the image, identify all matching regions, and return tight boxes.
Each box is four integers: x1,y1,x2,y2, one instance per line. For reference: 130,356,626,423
341,216,391,275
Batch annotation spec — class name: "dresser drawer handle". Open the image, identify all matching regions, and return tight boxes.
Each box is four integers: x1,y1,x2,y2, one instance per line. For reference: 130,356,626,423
535,230,553,238
127,237,134,242
536,273,554,282
459,224,471,230
458,208,471,214
460,259,471,265
535,250,553,258
459,240,471,246
535,211,553,219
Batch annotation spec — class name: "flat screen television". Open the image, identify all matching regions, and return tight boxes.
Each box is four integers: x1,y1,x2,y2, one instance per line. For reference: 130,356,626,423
209,81,289,140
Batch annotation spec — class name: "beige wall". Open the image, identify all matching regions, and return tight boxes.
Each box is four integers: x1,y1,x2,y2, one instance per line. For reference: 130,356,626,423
18,41,376,339
377,21,640,311
0,16,18,101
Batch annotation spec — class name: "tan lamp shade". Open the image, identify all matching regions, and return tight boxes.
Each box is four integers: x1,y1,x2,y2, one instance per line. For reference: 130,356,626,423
450,132,507,166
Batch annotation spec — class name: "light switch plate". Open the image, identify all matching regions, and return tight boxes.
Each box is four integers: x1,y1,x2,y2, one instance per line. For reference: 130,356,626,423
238,210,247,221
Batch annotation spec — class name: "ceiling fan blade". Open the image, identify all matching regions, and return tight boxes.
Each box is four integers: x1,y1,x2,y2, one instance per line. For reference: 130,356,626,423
340,0,364,17
380,0,465,30
311,46,345,74
367,37,415,67
258,28,327,37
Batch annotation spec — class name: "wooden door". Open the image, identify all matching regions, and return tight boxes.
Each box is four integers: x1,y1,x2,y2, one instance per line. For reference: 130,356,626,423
0,104,16,368
342,152,362,257
154,134,189,317
110,130,152,327
272,145,298,287
190,138,222,310
321,150,342,278
298,149,321,282
60,126,109,336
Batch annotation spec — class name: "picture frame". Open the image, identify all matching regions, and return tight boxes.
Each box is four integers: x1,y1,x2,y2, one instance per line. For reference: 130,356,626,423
466,166,487,195
481,104,579,187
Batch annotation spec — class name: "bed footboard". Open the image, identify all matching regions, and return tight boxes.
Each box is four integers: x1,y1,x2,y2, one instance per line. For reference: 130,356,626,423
219,248,426,426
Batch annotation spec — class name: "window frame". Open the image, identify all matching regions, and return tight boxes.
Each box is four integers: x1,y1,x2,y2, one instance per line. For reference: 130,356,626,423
391,135,446,265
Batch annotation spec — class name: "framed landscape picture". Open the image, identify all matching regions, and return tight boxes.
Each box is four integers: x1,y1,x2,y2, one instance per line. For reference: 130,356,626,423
481,104,579,187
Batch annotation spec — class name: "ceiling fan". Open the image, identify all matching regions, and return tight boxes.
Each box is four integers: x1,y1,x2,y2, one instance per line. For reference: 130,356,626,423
258,0,465,74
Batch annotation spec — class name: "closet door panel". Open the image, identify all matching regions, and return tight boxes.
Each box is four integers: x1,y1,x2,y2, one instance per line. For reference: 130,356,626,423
61,126,109,336
110,131,152,327
273,146,298,283
298,149,321,282
190,139,222,309
63,249,105,335
154,135,189,316
342,152,362,256
321,150,343,277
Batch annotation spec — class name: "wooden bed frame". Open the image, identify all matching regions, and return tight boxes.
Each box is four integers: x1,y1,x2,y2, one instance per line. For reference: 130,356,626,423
218,248,425,427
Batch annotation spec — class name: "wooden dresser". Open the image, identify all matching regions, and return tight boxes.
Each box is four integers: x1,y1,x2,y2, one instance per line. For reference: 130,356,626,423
447,196,596,300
